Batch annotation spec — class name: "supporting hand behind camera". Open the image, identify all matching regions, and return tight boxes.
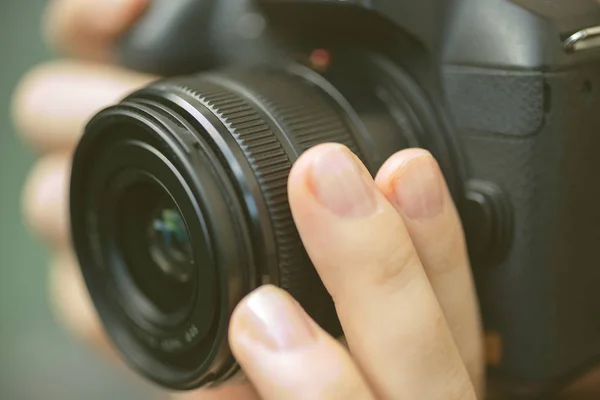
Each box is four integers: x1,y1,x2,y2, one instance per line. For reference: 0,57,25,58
12,0,486,398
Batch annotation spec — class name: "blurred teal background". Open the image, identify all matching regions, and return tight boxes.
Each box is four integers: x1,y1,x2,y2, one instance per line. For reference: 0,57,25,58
0,2,163,399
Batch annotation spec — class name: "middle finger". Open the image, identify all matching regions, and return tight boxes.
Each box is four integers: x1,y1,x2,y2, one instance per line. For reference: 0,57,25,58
376,149,484,395
288,143,475,400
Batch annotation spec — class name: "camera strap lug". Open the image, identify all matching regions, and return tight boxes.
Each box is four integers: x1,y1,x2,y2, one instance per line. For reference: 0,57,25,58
564,26,600,53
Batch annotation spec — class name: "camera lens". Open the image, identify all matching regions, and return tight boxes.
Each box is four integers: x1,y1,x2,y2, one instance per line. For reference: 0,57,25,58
114,179,195,320
148,199,193,284
70,55,460,390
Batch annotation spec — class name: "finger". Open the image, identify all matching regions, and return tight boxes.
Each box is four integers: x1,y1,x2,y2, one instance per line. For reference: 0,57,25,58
43,0,149,62
229,285,375,400
49,250,114,355
288,143,476,400
12,60,155,152
22,152,71,247
375,149,484,396
170,382,260,400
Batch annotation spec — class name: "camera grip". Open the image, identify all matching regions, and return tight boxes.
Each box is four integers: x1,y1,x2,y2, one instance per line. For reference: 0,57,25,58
445,62,600,393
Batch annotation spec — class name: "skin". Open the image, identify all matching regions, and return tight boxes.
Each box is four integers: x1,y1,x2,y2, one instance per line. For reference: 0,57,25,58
12,0,600,398
14,1,483,397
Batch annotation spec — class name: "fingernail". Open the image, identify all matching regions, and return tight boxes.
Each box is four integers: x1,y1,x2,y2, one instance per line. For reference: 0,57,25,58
235,286,315,351
310,146,376,217
393,155,444,219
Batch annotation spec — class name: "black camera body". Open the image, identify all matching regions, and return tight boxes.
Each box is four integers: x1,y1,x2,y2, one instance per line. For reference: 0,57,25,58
441,0,600,395
70,0,600,396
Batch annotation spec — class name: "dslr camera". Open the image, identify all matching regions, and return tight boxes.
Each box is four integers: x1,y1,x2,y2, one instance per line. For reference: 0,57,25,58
69,0,600,396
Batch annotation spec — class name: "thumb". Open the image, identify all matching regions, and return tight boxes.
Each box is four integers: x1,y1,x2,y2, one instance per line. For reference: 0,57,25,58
44,0,149,62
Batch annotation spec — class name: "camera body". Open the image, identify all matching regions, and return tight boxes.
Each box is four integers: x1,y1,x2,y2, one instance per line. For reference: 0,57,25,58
443,0,600,394
91,0,600,395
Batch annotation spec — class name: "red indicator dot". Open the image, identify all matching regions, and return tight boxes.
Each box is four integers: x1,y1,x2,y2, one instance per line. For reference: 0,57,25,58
309,49,331,70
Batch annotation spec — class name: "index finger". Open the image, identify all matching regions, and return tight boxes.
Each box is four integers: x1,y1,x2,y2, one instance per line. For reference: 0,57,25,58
288,144,476,400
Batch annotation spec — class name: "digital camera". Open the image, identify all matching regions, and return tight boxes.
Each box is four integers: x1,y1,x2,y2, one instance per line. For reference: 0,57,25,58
69,0,600,396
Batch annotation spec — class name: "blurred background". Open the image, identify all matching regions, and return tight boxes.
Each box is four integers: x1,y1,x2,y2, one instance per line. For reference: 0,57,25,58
0,2,162,398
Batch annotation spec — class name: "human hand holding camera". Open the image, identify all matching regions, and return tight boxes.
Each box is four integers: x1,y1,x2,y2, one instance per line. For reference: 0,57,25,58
13,0,482,398
13,0,600,399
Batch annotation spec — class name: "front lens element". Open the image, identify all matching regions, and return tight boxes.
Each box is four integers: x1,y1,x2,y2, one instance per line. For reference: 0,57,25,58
116,180,195,317
148,202,194,284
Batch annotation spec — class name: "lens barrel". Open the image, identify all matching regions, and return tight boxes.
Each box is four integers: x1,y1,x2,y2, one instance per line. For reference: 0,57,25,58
70,55,459,389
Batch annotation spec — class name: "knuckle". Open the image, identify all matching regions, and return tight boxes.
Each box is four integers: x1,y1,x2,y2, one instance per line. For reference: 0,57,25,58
368,230,422,290
11,62,66,143
419,313,476,400
410,304,448,346
415,311,475,399
428,222,469,277
21,154,70,242
443,365,477,400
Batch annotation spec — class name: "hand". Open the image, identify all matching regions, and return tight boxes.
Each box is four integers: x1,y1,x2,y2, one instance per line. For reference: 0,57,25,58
14,0,256,398
12,0,485,398
229,144,484,399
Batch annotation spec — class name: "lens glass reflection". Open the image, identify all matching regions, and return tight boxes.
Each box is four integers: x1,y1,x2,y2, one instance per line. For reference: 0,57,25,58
116,180,195,316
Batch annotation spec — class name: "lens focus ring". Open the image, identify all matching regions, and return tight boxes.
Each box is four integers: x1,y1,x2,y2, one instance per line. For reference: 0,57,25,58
163,70,362,335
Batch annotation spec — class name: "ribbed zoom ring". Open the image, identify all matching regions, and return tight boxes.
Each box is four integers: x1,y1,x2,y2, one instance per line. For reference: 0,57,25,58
168,69,362,336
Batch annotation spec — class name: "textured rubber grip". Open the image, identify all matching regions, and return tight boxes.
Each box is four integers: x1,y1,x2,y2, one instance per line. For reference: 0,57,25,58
163,70,361,335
